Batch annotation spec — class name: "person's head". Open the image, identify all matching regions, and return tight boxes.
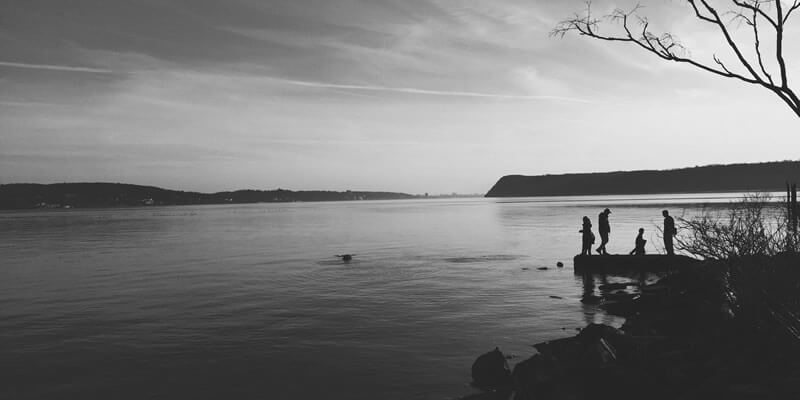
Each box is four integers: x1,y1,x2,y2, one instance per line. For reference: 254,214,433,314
662,210,669,217
582,216,590,223
603,208,611,215
639,228,644,234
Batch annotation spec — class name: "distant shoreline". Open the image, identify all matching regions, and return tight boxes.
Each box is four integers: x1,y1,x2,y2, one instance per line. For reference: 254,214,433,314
2,181,788,211
0,182,416,210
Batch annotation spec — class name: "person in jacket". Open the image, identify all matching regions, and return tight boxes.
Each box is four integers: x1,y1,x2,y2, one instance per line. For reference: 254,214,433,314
596,208,611,255
579,216,594,255
663,210,677,255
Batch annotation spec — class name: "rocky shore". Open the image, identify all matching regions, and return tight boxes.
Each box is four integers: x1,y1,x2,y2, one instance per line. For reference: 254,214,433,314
466,256,800,399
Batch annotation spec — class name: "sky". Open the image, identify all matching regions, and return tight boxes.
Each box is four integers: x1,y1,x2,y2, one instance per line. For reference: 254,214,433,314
1,0,798,194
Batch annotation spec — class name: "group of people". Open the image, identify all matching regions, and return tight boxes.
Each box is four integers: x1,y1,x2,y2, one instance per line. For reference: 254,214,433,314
579,209,677,256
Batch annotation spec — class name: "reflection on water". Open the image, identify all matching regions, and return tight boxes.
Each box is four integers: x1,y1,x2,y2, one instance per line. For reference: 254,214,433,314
0,194,746,399
575,270,666,327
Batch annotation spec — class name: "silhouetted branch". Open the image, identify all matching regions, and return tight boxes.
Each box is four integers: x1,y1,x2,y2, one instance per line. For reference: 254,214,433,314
674,193,798,260
744,5,776,84
552,0,800,118
732,0,779,27
785,0,800,22
696,0,764,84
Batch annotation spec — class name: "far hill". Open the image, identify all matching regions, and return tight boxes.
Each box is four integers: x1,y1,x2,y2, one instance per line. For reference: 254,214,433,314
0,183,416,210
486,161,800,197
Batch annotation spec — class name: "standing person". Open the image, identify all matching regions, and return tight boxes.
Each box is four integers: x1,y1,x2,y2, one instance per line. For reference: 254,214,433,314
663,210,677,255
579,216,594,255
596,208,611,255
629,228,646,255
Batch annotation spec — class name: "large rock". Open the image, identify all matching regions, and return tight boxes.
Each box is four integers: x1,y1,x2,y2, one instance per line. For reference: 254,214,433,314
471,347,512,391
575,323,635,363
511,354,563,400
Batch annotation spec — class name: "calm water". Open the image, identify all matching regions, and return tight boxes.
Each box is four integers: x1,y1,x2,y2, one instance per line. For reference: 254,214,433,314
0,194,754,399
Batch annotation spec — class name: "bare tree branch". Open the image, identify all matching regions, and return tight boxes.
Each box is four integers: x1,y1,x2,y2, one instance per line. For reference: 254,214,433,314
785,0,800,23
552,0,800,118
733,0,779,27
689,0,719,23
747,6,775,84
776,0,791,89
697,0,763,82
674,193,797,260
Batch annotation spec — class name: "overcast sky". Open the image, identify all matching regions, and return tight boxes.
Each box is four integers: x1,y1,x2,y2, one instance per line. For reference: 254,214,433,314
1,0,798,194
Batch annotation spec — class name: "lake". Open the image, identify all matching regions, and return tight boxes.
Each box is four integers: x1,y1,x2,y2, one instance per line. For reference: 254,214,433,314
0,193,758,399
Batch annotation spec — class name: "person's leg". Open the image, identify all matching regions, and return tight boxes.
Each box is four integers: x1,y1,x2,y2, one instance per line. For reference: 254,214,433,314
664,235,674,255
597,233,608,254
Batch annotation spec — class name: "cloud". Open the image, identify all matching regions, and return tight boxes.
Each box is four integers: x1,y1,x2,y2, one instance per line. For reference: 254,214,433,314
0,101,73,108
267,76,593,103
515,66,572,96
0,61,112,74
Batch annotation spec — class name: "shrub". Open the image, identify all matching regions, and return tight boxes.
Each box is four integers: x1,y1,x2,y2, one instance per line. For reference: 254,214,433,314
674,193,799,260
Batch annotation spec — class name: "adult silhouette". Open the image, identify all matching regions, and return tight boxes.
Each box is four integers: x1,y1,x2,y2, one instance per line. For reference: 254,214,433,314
663,210,677,255
579,216,594,255
596,208,611,255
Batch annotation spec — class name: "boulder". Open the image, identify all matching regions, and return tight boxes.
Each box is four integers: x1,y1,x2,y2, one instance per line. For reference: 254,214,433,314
575,324,636,362
511,354,559,399
471,347,512,391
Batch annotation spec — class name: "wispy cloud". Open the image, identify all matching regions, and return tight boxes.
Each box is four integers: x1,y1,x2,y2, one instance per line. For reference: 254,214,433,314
0,101,72,108
0,61,112,74
269,77,593,103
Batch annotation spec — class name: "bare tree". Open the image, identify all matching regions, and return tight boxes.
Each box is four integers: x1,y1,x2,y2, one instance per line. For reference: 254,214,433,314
672,193,799,259
552,1,800,118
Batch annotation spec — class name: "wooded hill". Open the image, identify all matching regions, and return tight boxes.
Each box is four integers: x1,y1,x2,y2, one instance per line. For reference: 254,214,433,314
486,161,800,197
0,183,415,209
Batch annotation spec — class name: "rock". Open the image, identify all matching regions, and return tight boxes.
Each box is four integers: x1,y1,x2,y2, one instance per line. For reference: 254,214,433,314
556,261,564,268
537,267,548,270
575,324,635,362
599,299,638,317
604,291,638,302
471,347,512,391
511,354,559,399
641,283,670,295
549,295,563,299
575,324,618,342
581,294,603,304
583,337,618,365
457,390,512,400
599,282,631,291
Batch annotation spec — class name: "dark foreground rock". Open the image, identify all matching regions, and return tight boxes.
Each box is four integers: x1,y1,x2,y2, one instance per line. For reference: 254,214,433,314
471,347,512,391
466,258,800,399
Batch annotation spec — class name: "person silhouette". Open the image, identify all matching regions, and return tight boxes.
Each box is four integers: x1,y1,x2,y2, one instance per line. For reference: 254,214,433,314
596,208,611,255
579,216,594,255
629,228,646,255
663,210,677,255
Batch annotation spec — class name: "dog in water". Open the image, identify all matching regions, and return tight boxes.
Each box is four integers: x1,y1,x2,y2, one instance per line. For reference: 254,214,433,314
336,254,354,262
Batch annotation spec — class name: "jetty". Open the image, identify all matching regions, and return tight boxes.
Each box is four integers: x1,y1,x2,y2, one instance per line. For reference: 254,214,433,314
573,254,700,273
